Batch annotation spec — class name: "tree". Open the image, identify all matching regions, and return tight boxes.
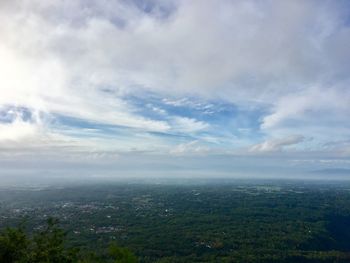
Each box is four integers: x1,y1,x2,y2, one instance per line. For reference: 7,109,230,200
0,226,28,263
0,219,138,263
109,243,138,263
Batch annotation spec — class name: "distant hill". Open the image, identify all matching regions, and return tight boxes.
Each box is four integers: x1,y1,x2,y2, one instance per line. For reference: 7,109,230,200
311,168,350,175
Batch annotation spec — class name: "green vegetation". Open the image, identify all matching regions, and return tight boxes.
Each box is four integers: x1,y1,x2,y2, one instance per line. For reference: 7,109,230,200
1,180,350,262
0,218,137,263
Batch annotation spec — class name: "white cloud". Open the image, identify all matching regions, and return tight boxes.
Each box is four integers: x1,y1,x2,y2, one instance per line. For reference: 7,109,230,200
170,140,209,155
171,117,209,133
249,135,304,153
0,118,39,142
2,0,349,102
262,87,350,130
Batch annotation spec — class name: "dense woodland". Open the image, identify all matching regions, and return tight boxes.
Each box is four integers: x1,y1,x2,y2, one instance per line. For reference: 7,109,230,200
1,180,350,262
0,218,137,262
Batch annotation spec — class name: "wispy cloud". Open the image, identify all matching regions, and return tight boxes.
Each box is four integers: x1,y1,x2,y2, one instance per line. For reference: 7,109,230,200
170,140,209,156
249,135,305,153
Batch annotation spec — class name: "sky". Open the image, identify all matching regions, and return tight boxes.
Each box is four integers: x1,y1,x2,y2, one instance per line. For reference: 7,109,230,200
0,0,350,182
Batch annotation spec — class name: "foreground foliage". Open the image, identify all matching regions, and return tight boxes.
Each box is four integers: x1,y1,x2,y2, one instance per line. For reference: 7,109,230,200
0,218,137,263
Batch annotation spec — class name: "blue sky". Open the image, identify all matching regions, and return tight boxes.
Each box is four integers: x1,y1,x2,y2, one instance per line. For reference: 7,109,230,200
0,0,350,180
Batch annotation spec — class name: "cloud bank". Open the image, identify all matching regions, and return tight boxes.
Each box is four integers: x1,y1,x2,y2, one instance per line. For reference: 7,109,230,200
0,0,350,178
